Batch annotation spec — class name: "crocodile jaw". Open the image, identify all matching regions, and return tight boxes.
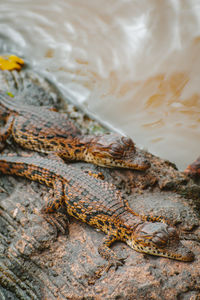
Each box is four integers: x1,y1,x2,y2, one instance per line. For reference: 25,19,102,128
126,238,194,261
126,222,194,262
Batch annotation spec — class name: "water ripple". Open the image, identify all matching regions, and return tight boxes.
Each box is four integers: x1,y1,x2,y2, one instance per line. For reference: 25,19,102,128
0,0,200,169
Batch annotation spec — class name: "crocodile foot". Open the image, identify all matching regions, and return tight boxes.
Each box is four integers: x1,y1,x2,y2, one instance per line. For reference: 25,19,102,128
87,256,127,285
41,210,69,236
104,255,127,272
0,141,6,152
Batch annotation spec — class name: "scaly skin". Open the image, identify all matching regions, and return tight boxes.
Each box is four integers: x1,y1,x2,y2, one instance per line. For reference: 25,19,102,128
0,92,150,170
0,155,194,265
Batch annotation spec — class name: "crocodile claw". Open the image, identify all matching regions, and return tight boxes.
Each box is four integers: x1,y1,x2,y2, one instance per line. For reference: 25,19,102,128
87,255,128,285
105,255,127,272
42,211,69,236
0,141,6,152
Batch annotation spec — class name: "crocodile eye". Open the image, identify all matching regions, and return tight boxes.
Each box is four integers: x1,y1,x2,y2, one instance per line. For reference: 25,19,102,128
152,236,167,247
122,136,135,148
107,142,125,158
152,232,168,246
110,144,121,151
167,227,178,237
168,227,175,234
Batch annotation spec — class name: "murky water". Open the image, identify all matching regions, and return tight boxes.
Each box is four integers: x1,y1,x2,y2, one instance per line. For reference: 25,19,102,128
0,0,200,170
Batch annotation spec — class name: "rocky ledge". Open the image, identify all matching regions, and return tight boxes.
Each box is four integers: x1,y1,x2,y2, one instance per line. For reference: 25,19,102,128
0,68,199,300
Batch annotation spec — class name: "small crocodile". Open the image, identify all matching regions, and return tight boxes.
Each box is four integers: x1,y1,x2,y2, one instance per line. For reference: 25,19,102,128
0,92,150,170
0,154,194,266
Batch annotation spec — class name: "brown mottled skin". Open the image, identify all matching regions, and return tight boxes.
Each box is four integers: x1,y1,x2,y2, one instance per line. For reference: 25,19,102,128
0,155,194,265
184,156,200,177
0,92,150,170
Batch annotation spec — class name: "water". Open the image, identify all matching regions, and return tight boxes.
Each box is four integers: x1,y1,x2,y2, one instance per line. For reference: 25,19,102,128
0,0,200,170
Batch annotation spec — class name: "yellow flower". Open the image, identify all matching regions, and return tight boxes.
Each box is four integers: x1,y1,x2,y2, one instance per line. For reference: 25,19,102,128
0,54,24,71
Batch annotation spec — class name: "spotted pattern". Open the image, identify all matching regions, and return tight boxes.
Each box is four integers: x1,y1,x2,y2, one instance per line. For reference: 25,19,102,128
0,155,194,263
0,92,150,170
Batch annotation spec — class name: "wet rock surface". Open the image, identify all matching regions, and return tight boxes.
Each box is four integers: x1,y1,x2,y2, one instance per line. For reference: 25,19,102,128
0,68,200,299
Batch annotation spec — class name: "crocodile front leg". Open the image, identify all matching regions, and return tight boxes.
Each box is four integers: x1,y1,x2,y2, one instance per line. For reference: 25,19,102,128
41,178,69,235
0,115,15,150
98,232,127,271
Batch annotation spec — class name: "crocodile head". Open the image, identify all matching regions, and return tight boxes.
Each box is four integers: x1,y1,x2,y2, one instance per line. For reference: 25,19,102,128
127,221,194,261
85,133,150,170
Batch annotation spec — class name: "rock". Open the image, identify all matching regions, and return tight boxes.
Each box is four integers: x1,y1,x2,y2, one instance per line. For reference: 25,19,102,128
0,68,199,299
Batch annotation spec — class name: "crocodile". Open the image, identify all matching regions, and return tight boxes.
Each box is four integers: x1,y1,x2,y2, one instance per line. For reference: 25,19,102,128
0,154,194,266
0,92,150,170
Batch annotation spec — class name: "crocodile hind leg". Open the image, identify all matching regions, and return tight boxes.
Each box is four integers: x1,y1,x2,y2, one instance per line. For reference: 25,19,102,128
98,232,127,271
41,178,69,235
0,115,15,150
123,198,168,224
85,170,105,180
